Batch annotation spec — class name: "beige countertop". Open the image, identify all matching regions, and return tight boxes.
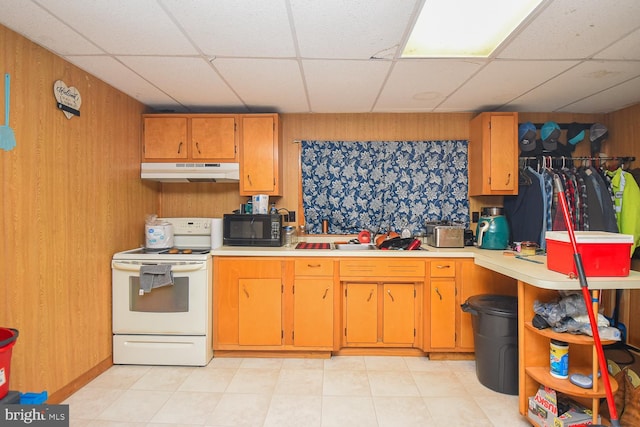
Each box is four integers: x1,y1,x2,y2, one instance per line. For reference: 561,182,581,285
211,237,640,291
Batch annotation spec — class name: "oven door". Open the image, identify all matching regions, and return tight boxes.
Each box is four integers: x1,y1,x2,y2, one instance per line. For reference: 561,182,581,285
112,258,211,335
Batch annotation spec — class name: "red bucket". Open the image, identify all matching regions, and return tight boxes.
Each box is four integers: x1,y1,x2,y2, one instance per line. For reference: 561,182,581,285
0,328,19,400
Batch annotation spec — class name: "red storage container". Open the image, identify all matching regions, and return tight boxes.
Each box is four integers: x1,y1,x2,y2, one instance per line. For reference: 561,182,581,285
546,231,633,277
0,328,19,399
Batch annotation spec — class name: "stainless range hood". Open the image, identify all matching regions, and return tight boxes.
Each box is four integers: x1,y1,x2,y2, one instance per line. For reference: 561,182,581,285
141,162,240,183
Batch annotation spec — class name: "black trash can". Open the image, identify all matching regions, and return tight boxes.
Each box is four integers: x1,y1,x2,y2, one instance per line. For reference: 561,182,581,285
461,294,518,395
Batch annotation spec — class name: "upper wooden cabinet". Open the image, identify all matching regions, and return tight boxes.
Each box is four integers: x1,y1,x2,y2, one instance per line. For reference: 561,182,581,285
239,114,282,196
468,112,518,196
142,114,238,162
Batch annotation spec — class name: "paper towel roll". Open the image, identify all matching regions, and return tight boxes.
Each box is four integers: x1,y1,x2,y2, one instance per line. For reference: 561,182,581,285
211,218,223,249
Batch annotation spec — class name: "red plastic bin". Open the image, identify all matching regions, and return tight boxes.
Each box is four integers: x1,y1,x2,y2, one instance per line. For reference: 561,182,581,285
0,328,19,400
546,231,633,277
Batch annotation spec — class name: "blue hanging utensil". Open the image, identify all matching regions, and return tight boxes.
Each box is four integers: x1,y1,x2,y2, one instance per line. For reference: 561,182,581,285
0,73,17,151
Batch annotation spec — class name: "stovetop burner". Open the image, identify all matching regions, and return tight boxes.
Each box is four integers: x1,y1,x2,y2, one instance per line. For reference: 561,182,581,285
130,247,211,255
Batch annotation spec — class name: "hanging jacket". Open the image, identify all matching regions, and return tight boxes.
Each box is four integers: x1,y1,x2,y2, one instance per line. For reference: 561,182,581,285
504,168,544,246
606,168,640,255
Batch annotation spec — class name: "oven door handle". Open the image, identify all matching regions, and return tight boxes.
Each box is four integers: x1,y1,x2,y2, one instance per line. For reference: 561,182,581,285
112,262,206,272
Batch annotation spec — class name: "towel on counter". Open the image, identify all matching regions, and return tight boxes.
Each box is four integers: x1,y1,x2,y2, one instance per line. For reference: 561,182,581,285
139,264,174,294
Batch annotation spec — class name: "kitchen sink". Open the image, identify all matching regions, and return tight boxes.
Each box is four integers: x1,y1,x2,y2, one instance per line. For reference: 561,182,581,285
333,243,378,250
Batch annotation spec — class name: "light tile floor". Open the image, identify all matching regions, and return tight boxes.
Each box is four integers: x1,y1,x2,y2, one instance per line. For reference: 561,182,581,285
63,356,531,426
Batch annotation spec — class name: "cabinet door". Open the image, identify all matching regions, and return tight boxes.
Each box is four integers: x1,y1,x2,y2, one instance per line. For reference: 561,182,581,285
344,283,378,344
488,114,518,192
240,115,278,195
143,117,188,159
238,278,282,346
468,112,518,196
430,279,456,348
191,116,237,161
383,284,415,345
293,278,333,347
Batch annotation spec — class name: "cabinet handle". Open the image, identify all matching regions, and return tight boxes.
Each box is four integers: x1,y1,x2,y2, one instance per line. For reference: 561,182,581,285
247,174,253,186
307,264,321,268
177,141,183,154
386,289,395,302
505,173,511,186
366,289,374,302
243,285,249,298
195,141,201,154
435,288,442,300
436,264,450,269
322,287,329,299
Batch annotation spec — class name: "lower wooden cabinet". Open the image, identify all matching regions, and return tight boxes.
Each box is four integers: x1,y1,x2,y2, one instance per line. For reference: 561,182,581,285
213,256,516,355
344,282,416,346
291,259,335,349
213,258,283,349
213,257,336,351
238,278,282,346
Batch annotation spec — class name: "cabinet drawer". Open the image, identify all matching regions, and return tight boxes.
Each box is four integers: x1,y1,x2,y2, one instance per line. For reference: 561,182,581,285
340,259,425,278
430,260,456,277
295,259,334,276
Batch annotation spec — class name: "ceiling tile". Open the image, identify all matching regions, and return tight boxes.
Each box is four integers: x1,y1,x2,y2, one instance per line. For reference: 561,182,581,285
162,0,296,58
375,60,484,112
213,58,308,113
64,55,185,110
36,0,197,55
595,28,640,60
498,0,640,60
117,56,246,112
557,75,640,114
0,0,102,55
505,60,640,112
303,60,391,112
290,0,419,59
440,60,578,112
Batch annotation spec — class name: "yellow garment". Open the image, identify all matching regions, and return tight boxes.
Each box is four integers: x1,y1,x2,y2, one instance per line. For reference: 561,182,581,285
607,168,640,255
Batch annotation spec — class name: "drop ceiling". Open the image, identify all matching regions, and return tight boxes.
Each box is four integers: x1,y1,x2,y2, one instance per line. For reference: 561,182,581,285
1,0,640,114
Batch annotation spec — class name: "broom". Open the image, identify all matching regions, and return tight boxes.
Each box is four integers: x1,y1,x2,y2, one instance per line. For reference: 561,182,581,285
554,174,620,426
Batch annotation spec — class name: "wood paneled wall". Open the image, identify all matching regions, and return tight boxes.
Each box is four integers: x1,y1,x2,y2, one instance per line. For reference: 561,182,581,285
0,25,157,401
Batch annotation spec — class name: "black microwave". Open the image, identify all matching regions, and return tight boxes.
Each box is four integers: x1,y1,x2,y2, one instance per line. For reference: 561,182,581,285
223,214,284,247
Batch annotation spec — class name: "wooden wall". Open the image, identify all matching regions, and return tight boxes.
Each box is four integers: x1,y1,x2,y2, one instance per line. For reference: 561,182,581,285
0,25,158,401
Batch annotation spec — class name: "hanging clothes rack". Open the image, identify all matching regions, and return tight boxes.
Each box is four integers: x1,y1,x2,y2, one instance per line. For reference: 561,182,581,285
519,155,635,170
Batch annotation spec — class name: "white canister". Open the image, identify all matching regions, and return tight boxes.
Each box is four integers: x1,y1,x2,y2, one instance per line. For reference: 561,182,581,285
252,194,269,214
145,222,174,249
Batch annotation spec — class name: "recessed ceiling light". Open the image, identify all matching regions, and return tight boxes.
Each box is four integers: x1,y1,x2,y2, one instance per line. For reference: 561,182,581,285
402,0,543,58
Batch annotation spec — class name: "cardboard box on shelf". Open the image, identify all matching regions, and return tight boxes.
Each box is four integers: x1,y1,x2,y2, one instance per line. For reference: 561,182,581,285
527,385,601,427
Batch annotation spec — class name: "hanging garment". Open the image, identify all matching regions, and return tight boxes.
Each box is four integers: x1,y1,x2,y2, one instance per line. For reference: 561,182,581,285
606,168,640,255
504,168,544,246
526,166,548,249
579,167,618,233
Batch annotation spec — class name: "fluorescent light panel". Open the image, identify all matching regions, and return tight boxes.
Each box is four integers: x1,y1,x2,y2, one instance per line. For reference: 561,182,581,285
402,0,543,58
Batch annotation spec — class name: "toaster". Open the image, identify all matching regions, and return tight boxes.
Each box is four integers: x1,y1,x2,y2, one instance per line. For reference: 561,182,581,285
425,221,465,248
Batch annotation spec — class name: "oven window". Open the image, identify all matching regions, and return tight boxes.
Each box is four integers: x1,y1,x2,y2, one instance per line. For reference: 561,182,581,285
129,277,189,312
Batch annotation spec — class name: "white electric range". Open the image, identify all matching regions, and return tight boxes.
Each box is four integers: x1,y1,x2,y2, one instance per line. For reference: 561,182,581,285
111,218,221,366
